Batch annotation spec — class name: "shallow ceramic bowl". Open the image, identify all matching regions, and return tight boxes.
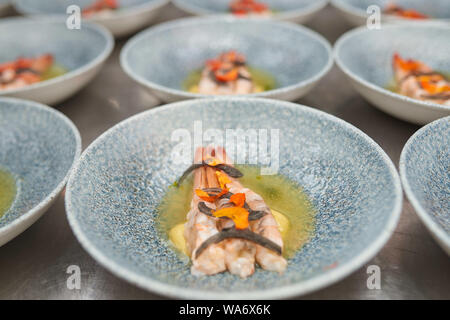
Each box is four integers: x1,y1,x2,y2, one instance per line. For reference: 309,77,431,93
331,0,450,26
0,18,113,105
400,116,450,255
0,97,81,247
0,0,10,17
121,16,333,103
66,97,402,299
173,0,328,24
14,0,169,38
334,24,450,125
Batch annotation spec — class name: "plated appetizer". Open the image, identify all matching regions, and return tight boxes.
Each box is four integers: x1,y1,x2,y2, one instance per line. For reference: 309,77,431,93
230,0,271,17
384,3,428,19
14,0,169,38
173,0,327,24
82,0,118,18
122,17,332,102
0,54,66,91
0,97,81,247
182,147,285,277
65,97,402,298
334,24,450,124
330,0,450,26
391,53,450,106
185,51,275,95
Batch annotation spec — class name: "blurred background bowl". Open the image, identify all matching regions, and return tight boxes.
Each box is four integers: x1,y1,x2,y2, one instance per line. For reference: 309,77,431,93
121,16,333,102
0,0,11,17
66,97,402,299
14,0,170,38
0,97,81,247
334,23,450,125
331,0,450,26
0,17,113,105
173,0,328,24
400,116,450,255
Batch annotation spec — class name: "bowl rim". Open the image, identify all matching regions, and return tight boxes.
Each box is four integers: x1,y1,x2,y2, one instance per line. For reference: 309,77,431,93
0,97,82,238
13,0,170,22
0,17,114,95
399,116,450,251
172,0,329,21
120,15,334,100
330,0,450,22
334,23,450,113
65,97,403,299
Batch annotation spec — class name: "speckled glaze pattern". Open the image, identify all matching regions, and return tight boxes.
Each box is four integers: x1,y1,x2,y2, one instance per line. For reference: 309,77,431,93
0,97,81,236
331,0,450,21
173,0,328,23
66,98,402,299
121,16,333,102
334,24,450,124
400,117,450,254
0,17,113,103
14,0,167,15
14,0,170,38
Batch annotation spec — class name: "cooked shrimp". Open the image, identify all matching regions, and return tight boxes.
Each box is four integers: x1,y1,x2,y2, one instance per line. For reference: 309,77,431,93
215,146,287,273
184,147,226,275
197,51,256,95
393,53,450,106
0,54,54,91
204,147,256,278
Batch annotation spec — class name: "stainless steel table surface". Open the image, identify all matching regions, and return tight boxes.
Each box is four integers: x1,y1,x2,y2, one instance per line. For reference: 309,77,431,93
0,3,449,300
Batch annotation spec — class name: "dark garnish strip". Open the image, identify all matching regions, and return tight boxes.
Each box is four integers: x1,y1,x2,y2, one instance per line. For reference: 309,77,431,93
198,201,267,221
421,93,450,100
195,227,282,259
176,162,243,186
176,163,204,186
215,164,243,178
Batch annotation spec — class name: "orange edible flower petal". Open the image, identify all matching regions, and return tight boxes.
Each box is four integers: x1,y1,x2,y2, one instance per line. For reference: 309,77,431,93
204,156,223,167
216,171,231,189
206,59,222,71
215,68,239,82
393,53,426,72
419,76,450,94
230,193,246,207
400,9,427,19
195,189,217,202
195,188,229,202
213,207,250,229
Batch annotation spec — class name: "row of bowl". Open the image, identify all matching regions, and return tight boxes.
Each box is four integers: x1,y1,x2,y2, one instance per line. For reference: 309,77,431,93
0,95,448,298
0,15,449,124
3,0,450,35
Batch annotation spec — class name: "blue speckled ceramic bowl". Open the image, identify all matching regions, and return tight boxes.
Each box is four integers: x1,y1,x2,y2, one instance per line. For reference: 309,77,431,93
0,17,113,105
400,116,450,255
14,0,169,38
121,16,333,103
334,24,450,125
173,0,328,24
65,97,402,299
331,0,450,26
0,97,81,247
